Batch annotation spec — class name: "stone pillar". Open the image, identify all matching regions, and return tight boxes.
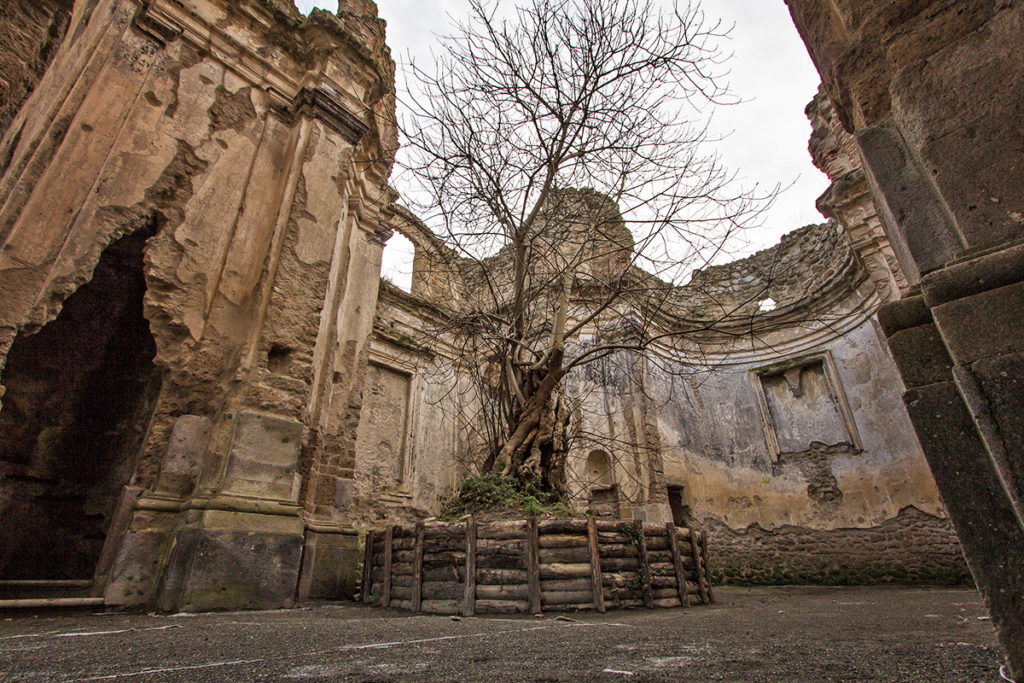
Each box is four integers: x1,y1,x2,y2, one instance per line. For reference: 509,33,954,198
786,1,1024,674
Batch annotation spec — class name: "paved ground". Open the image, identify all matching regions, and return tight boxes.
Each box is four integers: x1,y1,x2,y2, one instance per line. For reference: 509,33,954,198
0,586,1005,682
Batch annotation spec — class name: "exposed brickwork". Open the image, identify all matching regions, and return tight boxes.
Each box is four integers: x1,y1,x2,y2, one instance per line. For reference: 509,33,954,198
706,507,970,586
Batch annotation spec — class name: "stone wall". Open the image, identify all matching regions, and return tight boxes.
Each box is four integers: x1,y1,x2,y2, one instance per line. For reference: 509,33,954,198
0,0,396,610
786,0,1024,674
708,506,969,585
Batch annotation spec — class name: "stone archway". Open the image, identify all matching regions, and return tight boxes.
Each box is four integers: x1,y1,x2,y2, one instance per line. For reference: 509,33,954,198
0,228,162,581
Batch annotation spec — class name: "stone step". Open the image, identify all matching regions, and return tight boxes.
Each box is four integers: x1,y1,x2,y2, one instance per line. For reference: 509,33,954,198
0,596,105,610
0,579,98,600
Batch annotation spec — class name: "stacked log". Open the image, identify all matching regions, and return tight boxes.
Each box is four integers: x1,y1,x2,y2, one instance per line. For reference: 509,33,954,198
420,521,466,614
359,517,712,614
474,520,529,614
538,519,594,611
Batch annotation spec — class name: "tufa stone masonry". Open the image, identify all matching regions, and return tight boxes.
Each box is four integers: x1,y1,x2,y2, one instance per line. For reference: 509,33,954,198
0,1,1021,673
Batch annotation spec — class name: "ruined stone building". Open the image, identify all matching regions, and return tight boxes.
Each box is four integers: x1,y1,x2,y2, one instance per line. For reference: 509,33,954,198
1,0,1022,676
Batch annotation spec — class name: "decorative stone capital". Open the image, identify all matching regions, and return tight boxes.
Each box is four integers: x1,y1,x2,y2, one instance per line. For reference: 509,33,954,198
370,221,394,247
292,87,369,145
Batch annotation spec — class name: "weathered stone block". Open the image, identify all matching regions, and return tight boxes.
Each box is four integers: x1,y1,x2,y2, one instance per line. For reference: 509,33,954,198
159,511,304,612
222,411,303,501
297,529,360,600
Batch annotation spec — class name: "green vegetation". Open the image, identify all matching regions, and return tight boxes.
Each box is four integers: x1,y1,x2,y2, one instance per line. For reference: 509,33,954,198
439,474,577,520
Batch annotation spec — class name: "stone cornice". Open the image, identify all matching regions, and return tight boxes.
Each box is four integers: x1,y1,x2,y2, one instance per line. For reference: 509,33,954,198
292,86,369,144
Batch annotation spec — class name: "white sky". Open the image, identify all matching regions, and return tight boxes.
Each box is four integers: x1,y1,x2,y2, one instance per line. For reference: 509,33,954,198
295,0,828,291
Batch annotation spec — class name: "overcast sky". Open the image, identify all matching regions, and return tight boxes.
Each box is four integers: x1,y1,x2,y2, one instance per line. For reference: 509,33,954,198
295,0,827,289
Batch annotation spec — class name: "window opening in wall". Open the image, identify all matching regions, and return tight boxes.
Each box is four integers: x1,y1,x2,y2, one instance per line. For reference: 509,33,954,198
381,231,414,293
0,228,162,581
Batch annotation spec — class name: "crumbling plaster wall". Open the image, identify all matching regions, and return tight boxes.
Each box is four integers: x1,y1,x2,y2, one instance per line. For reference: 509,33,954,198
0,0,397,610
351,282,465,527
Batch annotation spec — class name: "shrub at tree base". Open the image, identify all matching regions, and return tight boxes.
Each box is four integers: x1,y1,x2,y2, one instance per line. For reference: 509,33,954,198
439,474,577,519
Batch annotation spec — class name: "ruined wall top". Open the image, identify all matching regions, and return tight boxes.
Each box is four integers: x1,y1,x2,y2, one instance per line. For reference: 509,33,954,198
678,221,862,322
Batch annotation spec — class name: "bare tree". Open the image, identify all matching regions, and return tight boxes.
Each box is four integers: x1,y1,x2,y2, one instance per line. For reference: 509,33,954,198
396,0,774,499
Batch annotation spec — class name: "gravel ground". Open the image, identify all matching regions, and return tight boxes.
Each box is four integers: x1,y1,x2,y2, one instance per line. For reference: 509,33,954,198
0,586,1005,682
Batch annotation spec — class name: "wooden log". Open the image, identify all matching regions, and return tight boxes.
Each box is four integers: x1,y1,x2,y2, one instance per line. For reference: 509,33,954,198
602,596,645,609
476,521,527,540
538,547,591,564
476,568,528,585
538,519,588,534
390,562,413,576
644,535,670,551
392,574,414,588
476,599,530,614
666,522,690,607
421,599,460,614
381,526,393,607
423,537,466,552
689,529,709,605
391,599,412,611
421,581,462,601
652,587,683,600
646,550,673,564
539,563,592,580
423,565,464,583
538,534,589,549
475,584,529,601
648,562,677,577
423,551,466,566
587,515,606,614
391,586,412,601
361,530,375,604
541,590,593,606
424,523,466,539
594,519,626,532
412,521,424,613
599,557,640,572
601,571,642,586
463,515,476,616
540,578,592,592
700,530,715,603
527,516,541,614
674,527,693,541
476,554,527,570
653,597,682,609
596,532,632,545
598,543,640,558
477,539,525,554
393,537,416,551
392,550,415,564
637,524,654,609
651,575,679,590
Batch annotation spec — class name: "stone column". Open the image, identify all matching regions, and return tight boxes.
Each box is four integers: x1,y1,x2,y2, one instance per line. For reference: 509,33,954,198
786,1,1024,674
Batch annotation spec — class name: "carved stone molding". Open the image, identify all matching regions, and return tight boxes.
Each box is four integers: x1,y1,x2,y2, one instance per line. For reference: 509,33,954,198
293,87,369,145
132,2,182,46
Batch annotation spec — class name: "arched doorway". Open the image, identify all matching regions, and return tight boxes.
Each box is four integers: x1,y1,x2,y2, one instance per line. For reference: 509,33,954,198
0,228,162,583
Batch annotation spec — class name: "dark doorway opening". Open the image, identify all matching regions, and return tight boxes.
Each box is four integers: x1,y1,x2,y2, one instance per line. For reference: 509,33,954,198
667,485,688,527
0,228,162,580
